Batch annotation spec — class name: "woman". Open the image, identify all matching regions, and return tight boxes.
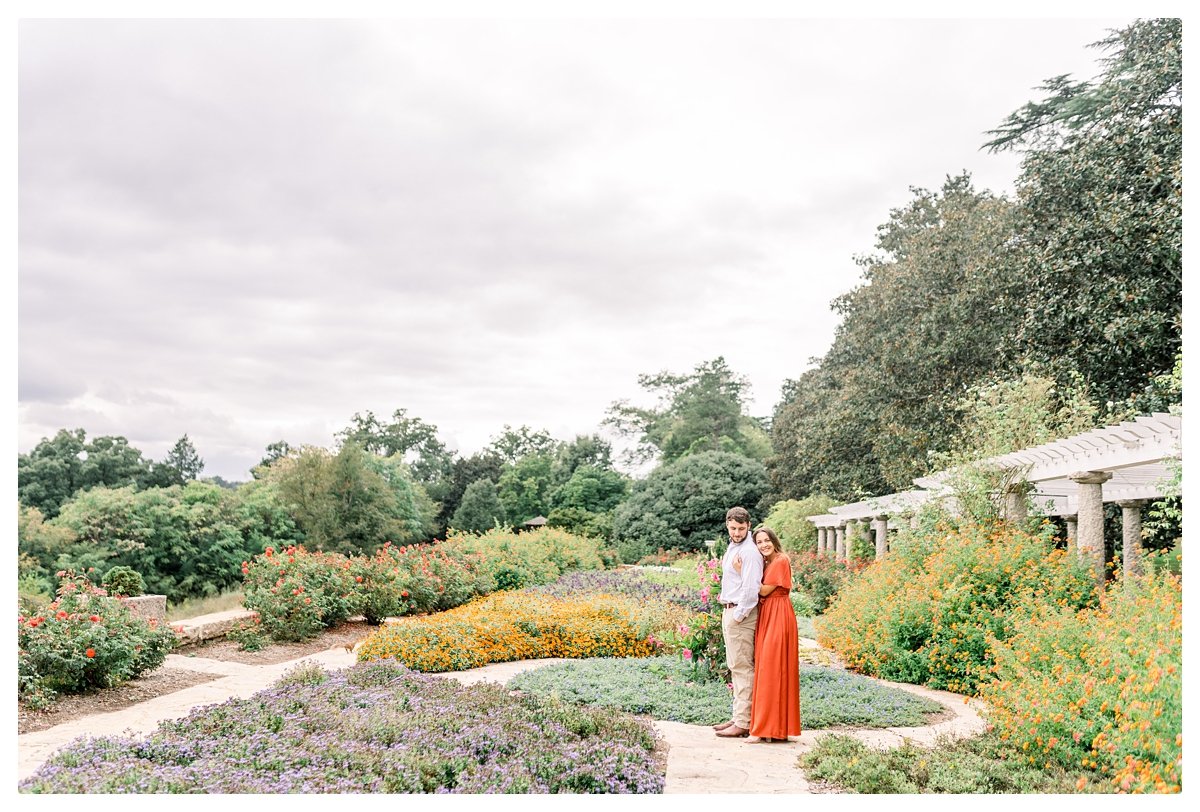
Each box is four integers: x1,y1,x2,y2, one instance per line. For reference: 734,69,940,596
748,526,801,742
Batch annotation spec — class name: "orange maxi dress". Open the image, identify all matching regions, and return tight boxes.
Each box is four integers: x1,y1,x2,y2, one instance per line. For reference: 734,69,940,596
749,555,801,740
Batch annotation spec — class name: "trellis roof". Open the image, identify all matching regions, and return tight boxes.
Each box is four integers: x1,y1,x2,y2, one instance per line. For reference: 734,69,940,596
808,413,1181,523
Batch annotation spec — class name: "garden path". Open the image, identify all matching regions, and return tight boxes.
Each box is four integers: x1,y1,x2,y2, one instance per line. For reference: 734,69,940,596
16,640,988,793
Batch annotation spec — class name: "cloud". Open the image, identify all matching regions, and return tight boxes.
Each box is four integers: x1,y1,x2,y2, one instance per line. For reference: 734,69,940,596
18,17,1132,480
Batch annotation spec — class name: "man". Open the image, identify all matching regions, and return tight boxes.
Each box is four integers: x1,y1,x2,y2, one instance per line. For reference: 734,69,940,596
713,505,764,738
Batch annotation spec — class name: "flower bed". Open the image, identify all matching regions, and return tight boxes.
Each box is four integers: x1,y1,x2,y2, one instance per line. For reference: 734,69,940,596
238,528,607,645
357,590,688,672
817,523,1097,694
979,569,1182,794
19,660,664,793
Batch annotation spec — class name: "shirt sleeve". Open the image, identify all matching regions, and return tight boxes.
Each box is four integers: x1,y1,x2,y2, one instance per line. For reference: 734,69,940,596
733,549,765,620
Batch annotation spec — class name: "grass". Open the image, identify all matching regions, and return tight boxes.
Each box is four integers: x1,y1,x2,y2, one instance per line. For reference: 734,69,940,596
801,731,1088,793
796,615,817,639
165,590,245,622
508,657,945,728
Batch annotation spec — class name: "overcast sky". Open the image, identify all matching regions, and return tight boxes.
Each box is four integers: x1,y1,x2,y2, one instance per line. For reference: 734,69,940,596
17,12,1142,481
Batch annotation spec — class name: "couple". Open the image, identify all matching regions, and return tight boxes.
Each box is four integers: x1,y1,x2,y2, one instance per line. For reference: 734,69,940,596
711,506,802,742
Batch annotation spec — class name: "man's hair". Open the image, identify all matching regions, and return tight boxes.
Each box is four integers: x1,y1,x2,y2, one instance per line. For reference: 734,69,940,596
725,506,751,524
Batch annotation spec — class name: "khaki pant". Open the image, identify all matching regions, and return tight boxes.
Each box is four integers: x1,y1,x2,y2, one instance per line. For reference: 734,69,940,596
722,605,758,727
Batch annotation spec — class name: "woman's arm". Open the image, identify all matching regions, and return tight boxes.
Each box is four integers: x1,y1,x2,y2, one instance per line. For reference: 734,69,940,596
758,583,779,597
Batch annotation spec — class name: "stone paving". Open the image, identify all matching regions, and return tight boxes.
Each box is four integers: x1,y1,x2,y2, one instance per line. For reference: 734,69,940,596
16,641,988,793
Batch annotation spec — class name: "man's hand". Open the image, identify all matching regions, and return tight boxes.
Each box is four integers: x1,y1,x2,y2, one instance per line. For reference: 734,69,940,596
732,555,742,574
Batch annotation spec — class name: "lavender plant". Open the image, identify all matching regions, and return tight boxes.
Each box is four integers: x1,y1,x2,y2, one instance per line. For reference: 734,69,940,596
20,660,664,794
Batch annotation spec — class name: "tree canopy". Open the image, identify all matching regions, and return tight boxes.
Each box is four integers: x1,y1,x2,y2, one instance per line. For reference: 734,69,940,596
605,356,770,467
768,19,1181,503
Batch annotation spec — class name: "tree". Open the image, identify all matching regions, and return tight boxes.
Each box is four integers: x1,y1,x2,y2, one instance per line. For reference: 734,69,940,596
610,450,768,563
265,443,430,555
551,434,616,485
253,441,293,478
164,434,204,482
17,504,76,589
18,429,152,518
605,356,769,466
488,425,558,465
986,19,1181,408
761,495,839,554
49,482,257,602
450,478,506,533
496,452,555,524
436,451,506,532
550,465,628,513
337,408,454,486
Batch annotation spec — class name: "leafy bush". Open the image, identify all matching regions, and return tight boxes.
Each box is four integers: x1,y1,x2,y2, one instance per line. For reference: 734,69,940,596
978,569,1181,793
790,589,816,618
18,571,177,709
791,551,868,614
762,495,837,553
19,660,664,793
241,546,358,642
817,522,1098,694
225,616,269,652
800,732,1086,794
439,526,604,590
610,451,768,560
101,566,145,597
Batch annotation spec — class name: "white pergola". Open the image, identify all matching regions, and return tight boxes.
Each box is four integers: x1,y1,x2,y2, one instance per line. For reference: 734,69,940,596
808,413,1181,581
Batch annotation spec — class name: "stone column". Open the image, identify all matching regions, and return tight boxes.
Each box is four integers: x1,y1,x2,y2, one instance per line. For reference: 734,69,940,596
834,524,847,560
1003,484,1029,525
815,526,827,557
1117,500,1147,580
872,515,889,560
1070,471,1112,585
1062,514,1078,554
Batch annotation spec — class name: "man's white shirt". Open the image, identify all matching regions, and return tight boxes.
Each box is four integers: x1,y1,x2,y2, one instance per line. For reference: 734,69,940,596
718,537,764,621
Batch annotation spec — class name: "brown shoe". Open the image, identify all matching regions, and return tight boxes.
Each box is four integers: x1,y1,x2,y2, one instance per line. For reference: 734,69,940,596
712,721,735,731
715,725,749,738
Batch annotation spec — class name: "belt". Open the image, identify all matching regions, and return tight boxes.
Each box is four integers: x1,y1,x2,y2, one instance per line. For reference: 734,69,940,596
720,602,737,609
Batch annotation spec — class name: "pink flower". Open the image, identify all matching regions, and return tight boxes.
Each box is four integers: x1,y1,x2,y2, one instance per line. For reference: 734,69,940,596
683,649,693,661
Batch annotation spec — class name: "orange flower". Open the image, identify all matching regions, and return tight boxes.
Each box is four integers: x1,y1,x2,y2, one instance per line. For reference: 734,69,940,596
85,648,96,658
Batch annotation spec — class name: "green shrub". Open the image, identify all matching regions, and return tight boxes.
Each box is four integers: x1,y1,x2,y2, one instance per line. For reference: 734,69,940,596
241,546,358,642
800,732,1086,793
18,570,177,709
101,566,145,597
790,589,816,618
226,617,269,652
762,496,837,554
818,522,1098,694
790,551,868,614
